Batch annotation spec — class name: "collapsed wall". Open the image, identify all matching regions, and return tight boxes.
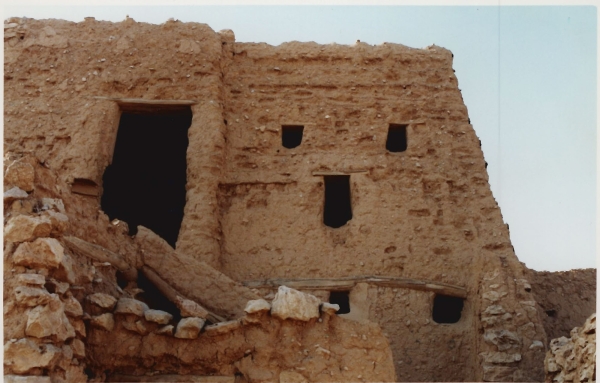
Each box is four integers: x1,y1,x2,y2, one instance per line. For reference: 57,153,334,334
3,16,581,382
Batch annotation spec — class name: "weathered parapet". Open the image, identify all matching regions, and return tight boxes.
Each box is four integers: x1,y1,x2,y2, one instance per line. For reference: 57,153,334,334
545,313,596,383
86,286,397,382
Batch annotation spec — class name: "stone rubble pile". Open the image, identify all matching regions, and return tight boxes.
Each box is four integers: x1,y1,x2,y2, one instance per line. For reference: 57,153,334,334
3,156,347,382
545,313,596,383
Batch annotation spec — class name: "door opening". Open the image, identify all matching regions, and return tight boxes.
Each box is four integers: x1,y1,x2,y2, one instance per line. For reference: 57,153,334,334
101,108,192,247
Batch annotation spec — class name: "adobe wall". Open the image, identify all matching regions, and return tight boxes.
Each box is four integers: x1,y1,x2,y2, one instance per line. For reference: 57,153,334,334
4,17,562,382
525,268,597,341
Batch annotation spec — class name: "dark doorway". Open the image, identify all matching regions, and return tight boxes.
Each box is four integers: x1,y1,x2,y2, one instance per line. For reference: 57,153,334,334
101,108,192,247
432,294,464,324
386,124,408,152
281,125,304,149
323,175,352,228
329,291,350,314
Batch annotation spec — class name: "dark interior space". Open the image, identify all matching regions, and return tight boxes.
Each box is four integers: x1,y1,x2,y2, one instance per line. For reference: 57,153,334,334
101,109,192,247
136,271,181,322
386,124,408,152
329,291,351,314
323,175,352,228
432,294,464,324
281,125,304,149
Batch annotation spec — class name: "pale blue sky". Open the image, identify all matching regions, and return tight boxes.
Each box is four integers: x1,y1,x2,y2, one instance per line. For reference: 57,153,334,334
3,5,597,271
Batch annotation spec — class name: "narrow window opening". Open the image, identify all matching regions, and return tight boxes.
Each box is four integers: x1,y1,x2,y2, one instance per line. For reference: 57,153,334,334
546,309,557,318
432,294,464,324
136,272,181,322
282,125,304,149
101,108,192,247
386,124,407,152
329,291,350,314
324,175,352,228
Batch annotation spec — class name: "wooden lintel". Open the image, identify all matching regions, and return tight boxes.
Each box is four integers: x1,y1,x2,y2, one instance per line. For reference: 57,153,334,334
243,276,467,299
94,97,197,114
312,170,369,176
94,97,197,105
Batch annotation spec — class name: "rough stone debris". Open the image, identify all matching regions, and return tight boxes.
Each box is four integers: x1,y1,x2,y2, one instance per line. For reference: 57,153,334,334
2,16,596,383
544,314,596,383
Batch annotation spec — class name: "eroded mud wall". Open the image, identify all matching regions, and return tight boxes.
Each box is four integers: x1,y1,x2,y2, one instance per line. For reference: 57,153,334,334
526,268,597,341
4,18,228,266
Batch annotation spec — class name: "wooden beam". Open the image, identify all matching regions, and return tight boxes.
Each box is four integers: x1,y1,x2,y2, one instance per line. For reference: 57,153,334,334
312,170,368,176
94,97,197,114
243,276,467,298
62,236,137,281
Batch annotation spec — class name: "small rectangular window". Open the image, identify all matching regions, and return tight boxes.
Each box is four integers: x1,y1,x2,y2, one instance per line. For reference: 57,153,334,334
386,124,407,152
329,291,350,314
432,294,464,324
324,175,352,228
281,125,304,149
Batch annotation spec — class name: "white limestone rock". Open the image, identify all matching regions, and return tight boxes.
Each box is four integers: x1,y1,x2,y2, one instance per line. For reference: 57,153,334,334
13,237,63,269
144,309,173,325
114,298,149,317
271,286,320,322
244,299,271,314
5,216,52,244
25,295,75,342
321,302,340,315
91,313,115,331
14,286,52,307
15,273,46,286
5,159,35,192
4,339,61,374
87,293,118,311
175,296,209,319
174,317,205,339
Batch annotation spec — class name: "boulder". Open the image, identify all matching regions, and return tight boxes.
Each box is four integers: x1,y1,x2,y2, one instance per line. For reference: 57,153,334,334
71,338,85,359
271,286,320,321
5,159,35,192
12,237,64,269
204,320,241,336
91,313,115,331
25,295,75,341
4,338,61,374
14,286,52,307
244,299,271,314
63,296,83,317
114,298,149,317
3,187,29,204
87,293,118,311
321,302,340,315
156,325,174,336
175,296,208,319
174,317,205,339
144,309,173,325
483,329,521,351
5,215,52,243
15,273,46,286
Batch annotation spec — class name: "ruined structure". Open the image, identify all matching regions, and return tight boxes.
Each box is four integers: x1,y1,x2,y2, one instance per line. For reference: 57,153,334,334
3,17,596,382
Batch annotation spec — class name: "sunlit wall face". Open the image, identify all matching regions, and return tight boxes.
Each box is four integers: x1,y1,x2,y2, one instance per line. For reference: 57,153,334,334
4,5,596,271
